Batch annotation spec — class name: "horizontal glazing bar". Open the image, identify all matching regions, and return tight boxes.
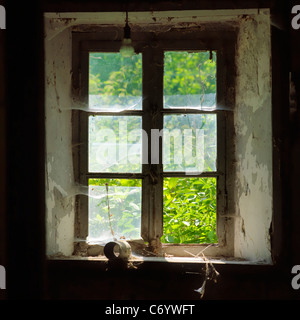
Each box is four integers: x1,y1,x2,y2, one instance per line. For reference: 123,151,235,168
162,109,220,114
85,172,144,179
163,171,220,177
87,110,144,116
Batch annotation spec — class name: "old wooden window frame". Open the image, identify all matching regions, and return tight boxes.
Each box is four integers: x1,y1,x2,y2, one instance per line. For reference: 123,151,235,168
72,25,236,257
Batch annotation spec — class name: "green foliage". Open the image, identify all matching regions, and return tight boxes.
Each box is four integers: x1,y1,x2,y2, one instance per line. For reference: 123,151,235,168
89,51,216,107
89,53,142,100
164,51,216,96
89,179,142,240
88,50,218,243
162,177,217,244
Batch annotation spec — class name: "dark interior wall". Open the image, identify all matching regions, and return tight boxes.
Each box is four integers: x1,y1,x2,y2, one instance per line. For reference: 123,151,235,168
47,259,299,300
0,0,6,301
1,0,300,300
3,0,46,299
290,1,300,268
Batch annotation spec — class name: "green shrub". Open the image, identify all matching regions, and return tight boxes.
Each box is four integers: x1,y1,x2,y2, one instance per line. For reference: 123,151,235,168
162,177,217,244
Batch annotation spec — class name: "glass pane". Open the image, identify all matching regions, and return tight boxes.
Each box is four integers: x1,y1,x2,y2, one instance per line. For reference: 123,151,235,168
89,53,142,111
88,179,142,241
89,115,142,173
164,51,216,110
162,177,217,244
163,114,216,172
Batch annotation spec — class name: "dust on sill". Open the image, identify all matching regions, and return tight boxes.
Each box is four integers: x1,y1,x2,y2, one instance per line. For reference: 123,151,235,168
47,239,271,265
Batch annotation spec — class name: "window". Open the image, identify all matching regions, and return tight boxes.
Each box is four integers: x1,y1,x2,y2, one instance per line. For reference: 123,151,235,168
45,10,273,263
72,26,236,258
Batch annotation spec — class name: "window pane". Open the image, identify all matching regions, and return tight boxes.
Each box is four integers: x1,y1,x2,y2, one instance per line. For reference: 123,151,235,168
164,51,216,110
89,53,142,111
88,179,142,241
162,177,217,244
89,115,142,173
163,114,216,172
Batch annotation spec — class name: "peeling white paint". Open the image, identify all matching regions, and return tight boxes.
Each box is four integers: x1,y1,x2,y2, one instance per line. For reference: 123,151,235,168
45,26,75,256
234,10,272,263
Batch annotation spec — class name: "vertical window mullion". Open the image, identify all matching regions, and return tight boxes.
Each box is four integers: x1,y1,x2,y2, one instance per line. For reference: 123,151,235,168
216,49,227,246
141,45,164,247
75,48,89,240
216,111,226,246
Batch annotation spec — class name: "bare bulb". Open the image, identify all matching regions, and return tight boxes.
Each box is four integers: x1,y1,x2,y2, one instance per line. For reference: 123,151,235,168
120,38,135,58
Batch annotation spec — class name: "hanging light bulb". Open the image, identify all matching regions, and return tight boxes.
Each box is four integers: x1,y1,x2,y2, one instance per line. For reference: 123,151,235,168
120,11,135,58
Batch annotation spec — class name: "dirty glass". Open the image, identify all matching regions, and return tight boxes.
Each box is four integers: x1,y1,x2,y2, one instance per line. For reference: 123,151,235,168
88,179,142,241
89,115,142,173
89,52,142,111
162,177,217,244
163,51,216,110
163,114,217,172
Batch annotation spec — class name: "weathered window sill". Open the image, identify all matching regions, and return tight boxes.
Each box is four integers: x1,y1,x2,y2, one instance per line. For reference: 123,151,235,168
60,239,272,266
47,254,271,266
